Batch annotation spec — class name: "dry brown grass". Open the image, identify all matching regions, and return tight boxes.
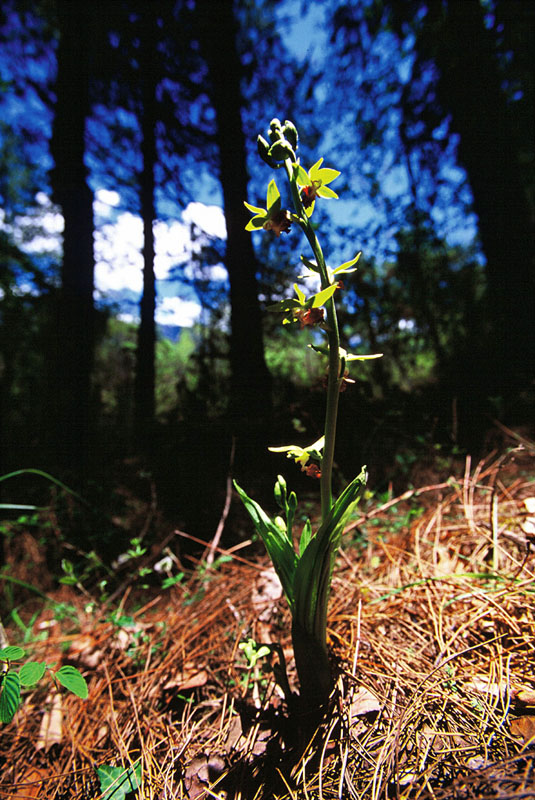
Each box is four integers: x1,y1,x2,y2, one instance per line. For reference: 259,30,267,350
0,442,533,798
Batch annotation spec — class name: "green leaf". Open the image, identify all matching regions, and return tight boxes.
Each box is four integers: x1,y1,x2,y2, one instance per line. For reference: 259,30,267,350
55,665,88,699
96,763,141,800
293,467,367,642
19,661,47,686
0,646,25,661
234,481,297,606
0,671,21,723
299,519,312,556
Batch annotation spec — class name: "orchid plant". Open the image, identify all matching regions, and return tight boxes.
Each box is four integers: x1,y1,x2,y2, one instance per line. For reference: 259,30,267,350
235,119,382,719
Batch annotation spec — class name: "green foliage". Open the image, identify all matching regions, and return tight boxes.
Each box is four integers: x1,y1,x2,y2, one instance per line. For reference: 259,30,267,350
0,647,88,724
96,762,141,800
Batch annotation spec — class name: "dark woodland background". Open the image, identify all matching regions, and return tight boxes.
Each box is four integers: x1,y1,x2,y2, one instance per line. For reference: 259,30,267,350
0,0,533,561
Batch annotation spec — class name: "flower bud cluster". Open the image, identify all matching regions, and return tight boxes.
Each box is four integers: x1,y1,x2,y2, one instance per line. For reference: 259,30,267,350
257,118,299,167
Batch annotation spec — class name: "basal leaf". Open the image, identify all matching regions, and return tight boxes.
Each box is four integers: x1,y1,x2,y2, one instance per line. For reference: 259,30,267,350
55,665,88,699
293,467,367,640
234,481,297,605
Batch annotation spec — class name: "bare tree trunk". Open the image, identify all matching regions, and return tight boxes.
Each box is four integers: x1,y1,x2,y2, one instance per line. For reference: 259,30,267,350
134,18,157,451
428,0,535,388
50,0,95,483
195,0,272,430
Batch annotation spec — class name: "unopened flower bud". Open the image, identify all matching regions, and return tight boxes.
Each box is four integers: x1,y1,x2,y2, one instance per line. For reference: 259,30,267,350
268,140,295,162
268,118,283,143
282,120,298,150
257,135,274,165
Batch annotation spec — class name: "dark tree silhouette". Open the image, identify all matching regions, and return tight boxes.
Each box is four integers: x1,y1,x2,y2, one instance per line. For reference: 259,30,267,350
194,0,272,429
134,11,158,448
49,0,96,481
386,0,535,390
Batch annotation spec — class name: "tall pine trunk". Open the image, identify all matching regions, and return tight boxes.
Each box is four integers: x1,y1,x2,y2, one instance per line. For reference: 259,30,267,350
50,0,95,483
430,0,535,389
134,20,157,452
196,0,272,431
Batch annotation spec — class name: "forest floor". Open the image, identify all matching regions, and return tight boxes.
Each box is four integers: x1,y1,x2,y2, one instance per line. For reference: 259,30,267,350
0,433,534,799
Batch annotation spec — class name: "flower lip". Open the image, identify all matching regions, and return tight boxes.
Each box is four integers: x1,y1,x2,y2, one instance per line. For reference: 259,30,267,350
263,209,292,237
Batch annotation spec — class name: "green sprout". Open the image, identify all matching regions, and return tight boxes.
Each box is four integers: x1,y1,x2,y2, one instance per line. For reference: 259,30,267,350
0,646,88,724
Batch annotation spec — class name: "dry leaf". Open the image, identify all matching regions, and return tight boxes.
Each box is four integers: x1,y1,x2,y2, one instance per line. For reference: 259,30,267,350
35,692,62,751
10,767,47,799
349,686,381,720
467,676,506,698
163,663,208,691
68,633,102,669
522,497,535,540
510,716,535,746
252,567,282,621
184,755,225,799
513,686,535,706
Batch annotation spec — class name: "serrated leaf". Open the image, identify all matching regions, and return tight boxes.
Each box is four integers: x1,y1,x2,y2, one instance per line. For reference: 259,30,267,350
96,763,141,800
55,665,88,699
19,661,47,686
0,646,25,661
0,671,21,723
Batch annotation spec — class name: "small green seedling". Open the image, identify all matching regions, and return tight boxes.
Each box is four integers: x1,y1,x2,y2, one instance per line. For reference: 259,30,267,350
96,761,141,800
0,646,88,724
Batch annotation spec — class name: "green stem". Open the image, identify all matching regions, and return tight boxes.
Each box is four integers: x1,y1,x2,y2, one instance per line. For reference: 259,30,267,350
285,161,342,520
